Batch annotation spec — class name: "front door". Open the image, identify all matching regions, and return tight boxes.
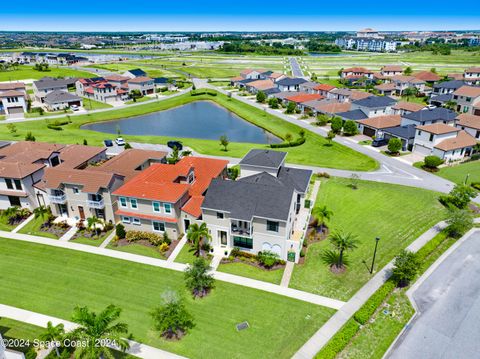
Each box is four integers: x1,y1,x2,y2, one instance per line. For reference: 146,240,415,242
58,204,68,217
78,206,85,220
184,219,190,232
219,230,228,246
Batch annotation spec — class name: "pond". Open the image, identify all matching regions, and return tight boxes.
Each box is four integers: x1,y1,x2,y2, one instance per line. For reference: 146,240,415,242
82,101,282,144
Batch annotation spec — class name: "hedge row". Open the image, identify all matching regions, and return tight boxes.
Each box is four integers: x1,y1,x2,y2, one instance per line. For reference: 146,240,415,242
353,280,396,325
47,124,63,130
316,319,360,359
190,90,217,96
270,137,306,148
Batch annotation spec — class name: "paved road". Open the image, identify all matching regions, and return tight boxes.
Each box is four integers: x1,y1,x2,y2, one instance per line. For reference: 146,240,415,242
387,230,480,359
290,57,305,77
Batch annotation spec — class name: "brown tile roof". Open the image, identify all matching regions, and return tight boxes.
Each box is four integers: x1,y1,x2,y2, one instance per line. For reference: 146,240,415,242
392,101,424,112
42,167,118,193
246,79,275,90
0,82,26,91
435,131,478,151
456,113,480,130
104,74,130,82
392,75,425,84
58,145,106,169
349,90,372,101
413,71,442,82
417,123,460,135
342,67,373,74
465,67,480,74
269,72,284,79
231,76,244,81
448,73,464,80
308,100,351,114
381,65,403,72
314,83,336,92
375,82,396,91
127,76,153,84
357,115,402,129
0,90,25,97
453,86,480,98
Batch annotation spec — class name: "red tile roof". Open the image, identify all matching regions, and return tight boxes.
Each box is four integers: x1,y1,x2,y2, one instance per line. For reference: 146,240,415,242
286,93,324,103
313,83,336,92
413,71,441,82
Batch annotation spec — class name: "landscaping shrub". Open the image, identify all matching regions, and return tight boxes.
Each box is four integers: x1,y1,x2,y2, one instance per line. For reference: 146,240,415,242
343,120,358,136
316,114,329,126
315,319,360,359
471,182,480,191
317,172,331,178
445,208,473,238
423,155,444,170
126,230,164,246
270,136,305,148
387,138,402,154
163,231,171,245
391,250,419,287
115,223,126,239
257,250,280,268
353,280,396,325
330,117,343,134
439,184,477,209
304,199,311,208
158,242,169,253
47,124,63,130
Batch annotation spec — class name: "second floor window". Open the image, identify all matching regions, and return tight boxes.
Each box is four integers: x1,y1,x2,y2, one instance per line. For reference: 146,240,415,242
217,212,224,219
152,202,161,213
130,198,138,209
119,197,127,208
73,187,79,194
267,220,279,233
164,203,172,214
5,179,22,191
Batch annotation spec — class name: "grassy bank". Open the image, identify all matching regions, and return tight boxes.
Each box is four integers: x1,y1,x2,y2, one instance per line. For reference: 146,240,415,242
0,65,94,81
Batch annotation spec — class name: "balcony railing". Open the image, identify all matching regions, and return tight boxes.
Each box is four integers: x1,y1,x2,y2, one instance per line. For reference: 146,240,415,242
49,194,67,204
87,199,105,209
231,223,252,237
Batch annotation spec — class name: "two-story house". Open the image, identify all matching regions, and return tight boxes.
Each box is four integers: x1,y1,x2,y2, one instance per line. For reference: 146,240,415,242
201,150,312,263
391,101,424,116
340,67,374,80
127,76,155,96
455,113,480,140
401,108,457,127
380,65,403,77
413,123,477,161
32,77,77,103
452,86,480,115
391,75,426,95
349,95,396,118
464,67,480,85
112,156,228,239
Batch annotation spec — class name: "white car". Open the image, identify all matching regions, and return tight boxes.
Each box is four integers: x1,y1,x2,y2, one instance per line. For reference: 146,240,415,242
115,137,126,146
71,105,79,111
423,104,436,110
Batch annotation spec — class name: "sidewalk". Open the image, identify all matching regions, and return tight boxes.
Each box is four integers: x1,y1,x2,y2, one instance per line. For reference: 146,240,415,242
11,214,35,233
58,226,78,242
0,304,186,359
293,220,448,359
166,235,187,263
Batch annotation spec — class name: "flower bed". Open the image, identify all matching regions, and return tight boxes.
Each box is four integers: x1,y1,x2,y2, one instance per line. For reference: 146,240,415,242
221,248,286,271
111,229,180,259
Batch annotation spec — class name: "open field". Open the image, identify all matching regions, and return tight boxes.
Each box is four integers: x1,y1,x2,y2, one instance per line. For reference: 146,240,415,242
0,65,95,81
0,91,377,171
0,238,335,359
436,160,480,185
290,177,446,301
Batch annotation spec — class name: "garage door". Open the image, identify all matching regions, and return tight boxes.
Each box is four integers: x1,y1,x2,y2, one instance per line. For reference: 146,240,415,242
363,126,376,137
414,144,431,155
7,106,24,114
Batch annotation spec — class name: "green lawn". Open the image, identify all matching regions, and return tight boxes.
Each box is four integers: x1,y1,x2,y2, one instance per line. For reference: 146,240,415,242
107,242,166,259
217,262,285,285
70,230,113,247
174,242,211,264
0,90,377,171
125,97,152,105
0,215,14,231
0,238,335,359
290,177,446,301
0,317,45,355
17,217,59,239
436,160,480,185
0,65,94,81
82,97,113,110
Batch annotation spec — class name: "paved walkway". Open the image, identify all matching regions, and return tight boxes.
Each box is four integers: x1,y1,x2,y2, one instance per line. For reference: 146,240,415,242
100,230,116,248
280,261,295,287
11,214,34,233
166,235,187,263
58,226,78,242
210,255,223,271
0,304,186,359
0,230,344,309
293,220,448,359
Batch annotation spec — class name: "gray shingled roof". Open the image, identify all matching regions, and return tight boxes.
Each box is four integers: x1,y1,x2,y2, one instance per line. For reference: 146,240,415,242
433,80,465,91
277,166,312,194
337,109,368,121
34,77,77,90
44,90,81,105
276,77,307,86
352,95,396,108
383,124,417,140
239,150,286,169
403,108,457,123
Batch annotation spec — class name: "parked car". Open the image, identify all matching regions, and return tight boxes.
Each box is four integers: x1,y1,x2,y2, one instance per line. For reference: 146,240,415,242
71,105,79,111
423,105,436,110
167,140,183,151
104,139,113,147
372,138,388,147
115,137,126,146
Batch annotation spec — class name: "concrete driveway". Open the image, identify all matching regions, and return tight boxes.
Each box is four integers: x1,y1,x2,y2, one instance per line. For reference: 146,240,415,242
387,231,480,359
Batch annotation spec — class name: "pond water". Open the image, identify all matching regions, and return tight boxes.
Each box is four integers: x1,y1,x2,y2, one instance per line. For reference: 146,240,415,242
81,101,282,144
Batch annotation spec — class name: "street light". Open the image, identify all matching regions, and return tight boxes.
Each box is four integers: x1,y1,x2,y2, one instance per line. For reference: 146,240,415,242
465,173,470,185
370,237,380,274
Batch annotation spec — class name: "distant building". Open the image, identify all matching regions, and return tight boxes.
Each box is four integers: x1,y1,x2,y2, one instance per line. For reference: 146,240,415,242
357,28,381,39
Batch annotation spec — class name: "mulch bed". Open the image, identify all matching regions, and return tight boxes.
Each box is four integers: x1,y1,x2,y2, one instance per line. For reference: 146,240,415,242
111,238,180,259
297,218,329,265
40,223,70,238
220,256,285,271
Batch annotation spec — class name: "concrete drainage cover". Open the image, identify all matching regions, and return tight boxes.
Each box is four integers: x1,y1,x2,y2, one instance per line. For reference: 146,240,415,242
236,321,250,331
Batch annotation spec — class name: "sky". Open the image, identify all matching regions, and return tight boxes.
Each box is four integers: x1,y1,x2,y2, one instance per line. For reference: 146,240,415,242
2,1,480,32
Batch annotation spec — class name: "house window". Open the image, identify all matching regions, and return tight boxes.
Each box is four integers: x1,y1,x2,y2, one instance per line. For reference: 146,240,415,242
132,218,141,226
130,198,138,209
121,216,130,224
429,134,434,142
152,202,161,213
5,178,14,190
233,236,253,249
217,212,224,219
50,156,60,167
267,220,279,232
188,173,195,184
476,130,480,139
73,187,79,194
152,221,165,232
119,197,127,208
164,203,172,214
13,179,22,190
417,130,422,136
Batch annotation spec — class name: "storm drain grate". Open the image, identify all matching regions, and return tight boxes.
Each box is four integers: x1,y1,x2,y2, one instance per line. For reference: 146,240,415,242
236,321,250,331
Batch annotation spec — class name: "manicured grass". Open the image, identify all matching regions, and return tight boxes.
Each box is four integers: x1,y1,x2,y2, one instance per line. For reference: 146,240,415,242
290,177,446,301
17,216,59,239
82,97,113,110
0,215,14,231
71,230,112,247
217,262,285,285
107,242,166,259
0,238,335,359
436,160,480,185
0,65,94,81
0,317,45,355
174,242,211,264
0,91,377,171
125,97,151,105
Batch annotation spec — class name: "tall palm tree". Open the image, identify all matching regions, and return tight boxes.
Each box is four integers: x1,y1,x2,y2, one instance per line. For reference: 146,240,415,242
86,216,102,236
69,305,129,359
33,205,51,221
39,321,65,358
311,205,333,232
402,87,419,102
327,230,359,269
187,222,211,257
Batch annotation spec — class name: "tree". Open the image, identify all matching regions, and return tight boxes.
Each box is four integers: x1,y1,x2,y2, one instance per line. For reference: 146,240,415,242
256,90,266,103
299,129,305,138
404,66,413,75
441,184,476,209
445,208,474,238
316,114,329,126
219,135,229,151
6,123,17,135
168,146,180,164
326,130,335,145
116,223,126,239
423,155,444,170
444,100,457,110
285,101,296,114
69,305,129,358
25,131,35,141
227,166,239,180
33,205,51,221
86,216,102,236
343,120,358,136
403,86,419,101
284,132,293,144
82,139,88,145
39,321,65,358
184,258,215,298
187,222,211,257
311,205,333,232
349,173,360,189
391,250,419,287
129,89,142,102
330,117,343,134
268,97,279,109
124,142,132,149
150,292,195,340
387,138,402,154
322,230,359,271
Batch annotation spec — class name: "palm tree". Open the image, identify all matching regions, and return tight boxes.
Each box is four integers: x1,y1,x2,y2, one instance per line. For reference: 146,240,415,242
402,87,419,101
69,305,130,358
187,222,211,257
33,205,51,221
311,205,333,232
86,216,102,236
39,321,65,358
323,230,359,270
4,206,19,219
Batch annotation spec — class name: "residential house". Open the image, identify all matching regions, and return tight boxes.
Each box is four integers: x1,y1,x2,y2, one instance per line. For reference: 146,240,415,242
380,65,403,77
392,101,425,116
382,125,417,151
356,114,402,137
32,77,77,103
452,86,480,115
0,84,27,117
284,93,324,111
76,77,128,103
202,150,312,262
313,83,337,97
413,71,442,86
301,99,351,117
413,123,477,160
244,79,275,94
340,67,374,80
276,77,307,92
391,75,426,95
239,69,268,80
374,82,396,96
464,67,480,85
327,88,352,102
401,107,457,126
112,156,228,239
455,113,480,140
350,95,396,118
104,74,130,88
127,76,155,96
123,68,147,79
299,81,321,94
432,80,464,95
44,90,82,111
